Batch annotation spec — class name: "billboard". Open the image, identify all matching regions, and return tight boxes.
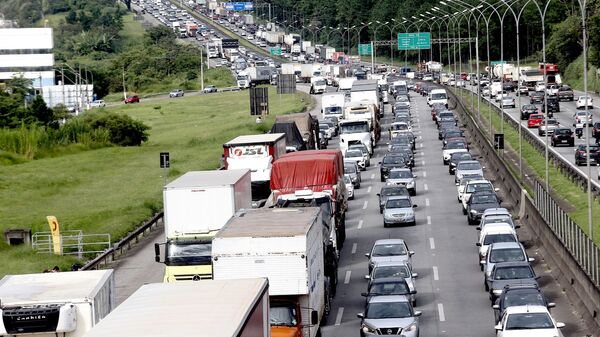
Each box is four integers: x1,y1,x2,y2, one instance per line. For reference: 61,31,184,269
224,2,254,11
222,39,239,49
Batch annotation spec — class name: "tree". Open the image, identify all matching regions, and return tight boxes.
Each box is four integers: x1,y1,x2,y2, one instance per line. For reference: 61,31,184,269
144,26,176,46
546,15,582,73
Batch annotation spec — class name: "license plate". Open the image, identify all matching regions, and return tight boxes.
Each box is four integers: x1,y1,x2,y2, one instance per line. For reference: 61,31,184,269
561,140,567,143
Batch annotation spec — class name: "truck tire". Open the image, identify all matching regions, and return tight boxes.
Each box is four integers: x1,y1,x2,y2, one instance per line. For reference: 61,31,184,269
337,215,346,247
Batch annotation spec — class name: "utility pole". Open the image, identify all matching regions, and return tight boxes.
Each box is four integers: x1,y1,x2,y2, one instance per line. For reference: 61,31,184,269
200,45,205,91
122,65,127,100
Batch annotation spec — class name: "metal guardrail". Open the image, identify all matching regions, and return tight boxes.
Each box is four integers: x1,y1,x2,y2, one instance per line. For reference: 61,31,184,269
81,211,164,270
32,230,111,258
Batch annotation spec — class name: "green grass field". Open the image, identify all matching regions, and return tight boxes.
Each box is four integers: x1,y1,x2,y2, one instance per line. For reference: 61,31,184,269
0,88,308,276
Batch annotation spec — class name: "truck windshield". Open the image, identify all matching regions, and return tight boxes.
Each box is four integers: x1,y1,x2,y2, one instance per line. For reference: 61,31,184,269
270,305,297,326
165,242,212,266
431,93,447,100
324,106,342,115
315,80,326,86
340,123,369,134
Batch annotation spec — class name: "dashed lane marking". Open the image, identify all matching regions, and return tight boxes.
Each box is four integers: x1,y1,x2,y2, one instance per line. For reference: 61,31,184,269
362,201,368,209
367,186,371,193
357,220,363,229
335,307,344,325
427,216,431,225
429,238,436,250
351,243,357,254
425,198,430,207
423,171,427,178
424,183,428,191
344,270,352,284
438,303,446,322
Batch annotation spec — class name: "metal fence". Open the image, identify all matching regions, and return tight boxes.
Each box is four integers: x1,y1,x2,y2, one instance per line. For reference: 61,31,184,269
534,181,600,285
32,230,111,258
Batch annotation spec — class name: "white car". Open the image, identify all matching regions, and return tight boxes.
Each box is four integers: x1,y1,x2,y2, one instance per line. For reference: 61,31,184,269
461,179,499,213
90,100,105,108
454,160,484,184
534,81,546,92
344,149,366,170
576,95,594,109
495,306,565,337
500,97,516,108
476,223,518,263
573,111,593,126
343,174,354,200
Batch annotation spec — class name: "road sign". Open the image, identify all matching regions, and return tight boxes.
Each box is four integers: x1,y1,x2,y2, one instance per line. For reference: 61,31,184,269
491,61,506,66
397,32,431,50
160,152,170,168
224,2,254,11
222,38,239,49
270,47,282,56
358,43,372,56
494,134,504,150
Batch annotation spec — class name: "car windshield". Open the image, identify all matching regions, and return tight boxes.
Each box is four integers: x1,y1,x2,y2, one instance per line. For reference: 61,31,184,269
346,150,363,158
490,248,526,263
547,120,558,125
386,199,412,208
391,124,409,131
524,105,536,110
494,266,534,280
530,115,543,120
373,265,411,279
466,183,493,193
370,282,410,295
388,170,412,179
458,162,481,170
366,302,412,319
484,233,517,245
504,292,545,308
383,156,405,164
432,93,447,100
343,176,351,184
446,142,466,149
344,165,357,173
452,153,472,161
319,125,328,130
372,243,407,257
505,313,554,330
382,188,408,197
471,194,498,204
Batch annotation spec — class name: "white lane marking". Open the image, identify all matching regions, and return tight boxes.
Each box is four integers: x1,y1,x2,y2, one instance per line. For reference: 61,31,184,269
344,270,352,284
429,237,436,250
421,160,425,166
438,303,446,322
420,152,424,156
370,173,375,179
433,266,439,280
351,243,357,254
425,198,430,207
427,216,431,225
335,307,344,325
367,186,372,193
419,135,423,140
357,220,363,229
423,171,427,178
424,183,428,191
362,201,368,209
419,143,424,148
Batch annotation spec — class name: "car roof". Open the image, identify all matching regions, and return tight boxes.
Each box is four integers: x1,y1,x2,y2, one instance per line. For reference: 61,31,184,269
481,223,516,233
489,242,523,250
466,179,492,185
503,305,550,315
367,295,410,304
374,239,406,245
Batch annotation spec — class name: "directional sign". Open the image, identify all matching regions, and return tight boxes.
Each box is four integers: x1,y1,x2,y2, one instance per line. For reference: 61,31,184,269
397,32,431,50
270,47,282,56
224,2,254,11
494,134,505,150
491,61,506,66
222,38,239,49
358,43,372,56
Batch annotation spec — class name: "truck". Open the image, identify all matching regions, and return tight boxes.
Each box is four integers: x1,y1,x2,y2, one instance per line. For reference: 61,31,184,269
223,133,286,205
493,63,515,81
281,63,296,75
310,76,327,94
290,44,301,55
284,33,301,47
213,207,332,337
300,63,322,83
0,270,115,337
301,40,312,52
425,61,443,73
154,170,252,282
185,22,198,37
331,51,346,64
224,48,239,62
270,122,306,152
305,46,316,57
321,93,345,120
319,46,335,61
275,112,320,150
350,79,382,116
246,66,273,85
265,31,284,45
243,14,254,25
519,68,544,91
343,100,381,146
236,71,249,89
339,119,372,155
83,279,270,337
338,77,356,94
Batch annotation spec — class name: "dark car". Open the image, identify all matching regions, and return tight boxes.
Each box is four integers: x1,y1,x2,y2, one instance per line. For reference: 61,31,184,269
361,277,416,305
520,104,538,120
493,284,555,323
378,185,410,213
380,154,408,182
574,144,600,166
449,152,474,174
388,148,414,168
545,96,560,113
593,122,600,141
319,131,328,149
486,261,540,305
438,122,460,140
550,127,574,147
557,85,574,101
466,191,502,226
529,91,544,104
124,95,140,104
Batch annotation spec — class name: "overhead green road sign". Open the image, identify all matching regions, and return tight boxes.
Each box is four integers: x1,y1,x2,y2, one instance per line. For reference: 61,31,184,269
270,47,282,56
490,61,506,66
397,32,431,50
358,43,372,56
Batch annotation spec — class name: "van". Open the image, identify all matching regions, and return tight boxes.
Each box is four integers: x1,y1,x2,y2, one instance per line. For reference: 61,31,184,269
428,89,448,107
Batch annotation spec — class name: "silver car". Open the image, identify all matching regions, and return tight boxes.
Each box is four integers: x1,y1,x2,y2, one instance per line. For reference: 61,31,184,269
455,160,484,183
349,143,371,167
385,168,417,196
344,161,361,188
343,174,354,200
366,239,414,273
501,96,515,108
345,149,366,170
383,196,417,227
538,119,559,136
357,295,421,337
366,261,418,306
483,242,534,279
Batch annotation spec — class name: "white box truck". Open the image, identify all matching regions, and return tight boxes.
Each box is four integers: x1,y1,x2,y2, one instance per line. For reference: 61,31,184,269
281,63,296,75
154,170,251,282
213,207,329,337
0,270,115,337
321,93,346,120
83,279,270,337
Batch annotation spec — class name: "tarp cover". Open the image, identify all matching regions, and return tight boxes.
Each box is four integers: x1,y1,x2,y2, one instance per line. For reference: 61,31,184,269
270,122,305,150
270,151,342,192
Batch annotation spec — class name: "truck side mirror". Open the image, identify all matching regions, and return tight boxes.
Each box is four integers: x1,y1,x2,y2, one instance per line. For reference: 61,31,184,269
154,243,162,263
311,310,319,325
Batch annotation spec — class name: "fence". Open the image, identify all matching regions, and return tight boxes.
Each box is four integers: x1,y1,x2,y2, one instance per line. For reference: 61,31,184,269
32,230,111,258
534,181,600,285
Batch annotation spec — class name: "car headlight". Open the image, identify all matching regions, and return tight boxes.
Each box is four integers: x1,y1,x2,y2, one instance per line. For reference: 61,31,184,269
470,209,478,215
407,181,415,188
493,289,503,295
361,323,376,333
406,322,418,332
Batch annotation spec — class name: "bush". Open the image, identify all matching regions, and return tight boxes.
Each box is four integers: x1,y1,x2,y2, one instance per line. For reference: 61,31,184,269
83,112,150,146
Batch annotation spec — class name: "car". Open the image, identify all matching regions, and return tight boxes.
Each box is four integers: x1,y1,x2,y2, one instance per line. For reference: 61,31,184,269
124,95,140,104
486,261,540,303
534,81,546,92
515,85,529,96
482,242,534,280
538,118,559,136
365,261,418,305
380,154,408,182
361,277,416,306
377,185,410,213
322,119,338,136
318,131,328,149
366,239,414,273
455,160,484,183
448,152,474,174
500,96,516,108
466,191,502,226
478,213,520,235
382,195,418,227
546,84,560,96
442,140,468,165
461,179,499,213
344,161,362,188
576,95,594,109
203,85,218,93
344,149,367,170
357,295,421,337
349,143,371,167
477,222,519,262
493,285,556,323
495,90,510,101
550,127,574,147
90,100,106,108
527,113,545,128
574,144,600,165
435,110,456,126
545,96,560,113
519,104,538,120
385,168,417,196
494,305,564,337
573,110,593,126
319,123,333,139
456,173,485,202
343,174,354,200
557,85,574,101
169,89,184,97
529,91,545,104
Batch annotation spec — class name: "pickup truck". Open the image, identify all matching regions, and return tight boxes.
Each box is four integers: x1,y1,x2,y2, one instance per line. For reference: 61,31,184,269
545,84,560,96
556,85,574,101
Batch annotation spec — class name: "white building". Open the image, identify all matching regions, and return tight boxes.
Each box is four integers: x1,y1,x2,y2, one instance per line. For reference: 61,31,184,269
0,28,55,88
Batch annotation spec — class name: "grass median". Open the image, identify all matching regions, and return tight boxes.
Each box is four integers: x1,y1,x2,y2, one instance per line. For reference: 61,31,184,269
453,89,600,244
0,87,309,276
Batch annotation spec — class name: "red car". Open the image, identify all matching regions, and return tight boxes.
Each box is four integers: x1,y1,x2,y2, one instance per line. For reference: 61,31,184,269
124,95,140,104
527,113,545,128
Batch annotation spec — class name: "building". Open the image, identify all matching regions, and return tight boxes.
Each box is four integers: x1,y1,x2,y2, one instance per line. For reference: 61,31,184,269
0,28,55,88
